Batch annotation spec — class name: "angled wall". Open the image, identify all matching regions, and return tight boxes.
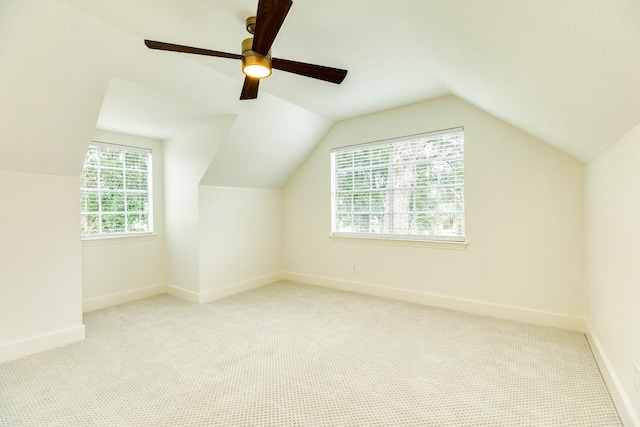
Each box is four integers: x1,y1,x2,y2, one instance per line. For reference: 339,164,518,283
0,0,107,361
585,123,640,425
163,118,236,299
0,0,331,363
164,117,285,302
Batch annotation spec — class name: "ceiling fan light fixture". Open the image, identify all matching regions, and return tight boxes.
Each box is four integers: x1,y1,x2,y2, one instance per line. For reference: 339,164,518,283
242,55,272,78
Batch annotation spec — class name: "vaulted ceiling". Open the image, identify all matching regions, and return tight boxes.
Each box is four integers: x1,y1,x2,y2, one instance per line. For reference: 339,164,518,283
60,0,640,160
2,0,639,185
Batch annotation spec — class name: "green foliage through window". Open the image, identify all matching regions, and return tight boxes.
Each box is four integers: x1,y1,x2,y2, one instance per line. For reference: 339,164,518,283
80,143,152,236
331,127,464,241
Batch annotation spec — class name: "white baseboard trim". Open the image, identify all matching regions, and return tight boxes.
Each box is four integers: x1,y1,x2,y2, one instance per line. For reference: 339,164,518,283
166,272,284,305
83,284,166,312
165,284,201,304
586,322,639,427
199,272,284,304
284,271,587,332
0,324,86,364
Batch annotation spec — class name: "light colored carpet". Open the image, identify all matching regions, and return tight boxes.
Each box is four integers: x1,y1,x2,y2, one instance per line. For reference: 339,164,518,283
0,281,621,426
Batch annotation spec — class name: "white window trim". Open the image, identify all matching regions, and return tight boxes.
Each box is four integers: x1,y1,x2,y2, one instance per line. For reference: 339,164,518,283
82,233,156,246
330,126,465,243
333,127,463,153
329,234,468,250
80,141,154,239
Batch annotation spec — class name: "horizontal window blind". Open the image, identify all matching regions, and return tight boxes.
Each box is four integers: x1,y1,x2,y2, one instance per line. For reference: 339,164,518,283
81,142,153,237
331,127,464,241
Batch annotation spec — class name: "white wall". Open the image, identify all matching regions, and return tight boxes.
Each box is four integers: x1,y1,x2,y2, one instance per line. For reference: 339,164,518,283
198,186,283,301
81,130,167,311
586,123,640,424
0,0,109,362
163,118,235,297
284,95,585,330
163,116,283,302
0,0,352,362
0,172,85,362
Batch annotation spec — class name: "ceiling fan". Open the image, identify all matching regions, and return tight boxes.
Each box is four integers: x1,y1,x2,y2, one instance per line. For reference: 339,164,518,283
144,0,348,100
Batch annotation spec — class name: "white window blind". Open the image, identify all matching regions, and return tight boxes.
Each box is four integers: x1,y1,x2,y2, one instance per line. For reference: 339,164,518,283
331,127,464,242
80,142,153,237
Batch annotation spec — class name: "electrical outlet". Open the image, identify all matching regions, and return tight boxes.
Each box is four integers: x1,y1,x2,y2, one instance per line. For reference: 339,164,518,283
635,364,640,394
352,264,357,273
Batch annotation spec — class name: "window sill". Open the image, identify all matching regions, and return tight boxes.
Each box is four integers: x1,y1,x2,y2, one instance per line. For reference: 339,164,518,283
82,233,157,246
329,235,468,250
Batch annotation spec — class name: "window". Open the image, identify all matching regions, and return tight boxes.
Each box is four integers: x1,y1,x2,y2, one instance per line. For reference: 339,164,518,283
331,127,464,242
80,142,153,237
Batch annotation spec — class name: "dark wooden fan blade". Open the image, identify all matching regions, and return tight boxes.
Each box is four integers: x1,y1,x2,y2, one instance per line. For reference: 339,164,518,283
272,57,348,84
240,76,260,100
252,0,293,56
144,40,243,60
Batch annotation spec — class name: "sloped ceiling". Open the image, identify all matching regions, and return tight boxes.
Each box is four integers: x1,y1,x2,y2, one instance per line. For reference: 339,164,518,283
411,1,640,162
96,78,229,141
0,0,331,187
60,0,640,162
2,0,639,183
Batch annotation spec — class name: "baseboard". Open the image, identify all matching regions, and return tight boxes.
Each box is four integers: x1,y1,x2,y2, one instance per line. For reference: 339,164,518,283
0,324,86,364
165,284,201,304
199,272,284,304
587,322,639,427
83,284,166,312
284,271,587,332
166,272,284,305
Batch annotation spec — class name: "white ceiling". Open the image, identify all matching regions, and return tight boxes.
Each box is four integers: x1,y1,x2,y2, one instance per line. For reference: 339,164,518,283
59,0,640,162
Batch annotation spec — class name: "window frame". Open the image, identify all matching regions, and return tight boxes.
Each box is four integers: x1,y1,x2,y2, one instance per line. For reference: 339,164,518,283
330,127,465,243
80,141,154,239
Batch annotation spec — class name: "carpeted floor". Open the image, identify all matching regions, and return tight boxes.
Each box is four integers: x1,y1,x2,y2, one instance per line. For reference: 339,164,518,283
0,281,622,426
